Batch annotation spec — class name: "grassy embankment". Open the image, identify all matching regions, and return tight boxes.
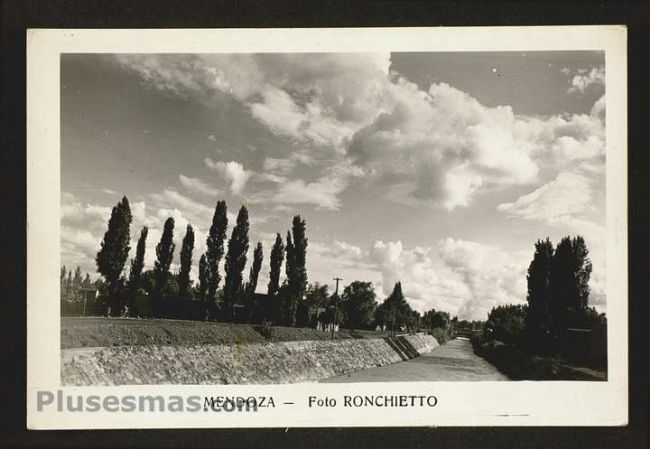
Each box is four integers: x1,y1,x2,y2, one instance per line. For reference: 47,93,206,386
61,317,392,349
470,336,607,381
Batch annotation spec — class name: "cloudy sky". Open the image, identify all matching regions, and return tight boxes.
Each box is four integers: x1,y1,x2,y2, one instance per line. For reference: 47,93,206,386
61,51,606,320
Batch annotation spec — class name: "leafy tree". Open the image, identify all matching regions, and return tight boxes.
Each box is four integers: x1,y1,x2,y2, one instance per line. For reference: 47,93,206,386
305,283,329,308
422,309,450,330
223,205,249,320
206,200,228,305
484,304,527,345
139,269,156,296
285,216,308,326
266,233,285,322
526,238,554,337
374,282,416,335
319,292,345,328
341,281,378,330
405,309,421,333
127,226,148,314
304,282,329,327
178,224,195,302
244,242,263,321
96,196,132,315
153,217,175,317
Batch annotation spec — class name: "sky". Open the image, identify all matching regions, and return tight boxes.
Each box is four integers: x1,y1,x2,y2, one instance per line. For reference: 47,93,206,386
61,51,606,320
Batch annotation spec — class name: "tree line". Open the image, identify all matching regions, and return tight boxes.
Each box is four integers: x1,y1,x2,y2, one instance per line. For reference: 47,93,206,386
69,195,456,335
481,235,604,353
93,196,310,324
60,266,94,304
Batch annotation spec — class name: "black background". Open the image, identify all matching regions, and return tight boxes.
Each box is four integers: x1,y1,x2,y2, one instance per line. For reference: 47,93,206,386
1,1,648,448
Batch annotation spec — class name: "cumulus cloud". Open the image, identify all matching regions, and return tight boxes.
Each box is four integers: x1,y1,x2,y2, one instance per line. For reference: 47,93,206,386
438,238,527,319
497,171,606,311
568,66,605,93
115,53,391,149
591,94,606,120
347,80,604,209
370,241,441,306
262,152,313,177
62,201,111,232
269,176,345,211
368,239,527,320
247,161,355,211
497,171,605,245
263,157,296,176
301,238,517,319
179,174,220,197
150,188,213,224
116,53,606,211
306,240,381,297
204,159,251,195
61,193,210,283
497,172,593,221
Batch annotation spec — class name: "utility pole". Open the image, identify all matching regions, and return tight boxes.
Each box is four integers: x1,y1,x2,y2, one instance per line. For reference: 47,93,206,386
331,277,343,340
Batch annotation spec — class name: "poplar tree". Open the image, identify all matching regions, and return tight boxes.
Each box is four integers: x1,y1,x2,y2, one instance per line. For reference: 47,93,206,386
72,266,83,302
550,235,592,332
285,216,308,326
223,205,249,320
127,226,148,314
245,242,264,296
82,273,92,289
60,265,67,302
244,242,264,321
284,230,295,325
206,200,228,305
178,224,195,303
266,233,285,322
526,238,554,339
96,196,132,315
153,217,175,317
572,236,592,311
386,282,408,336
198,253,209,302
291,215,308,300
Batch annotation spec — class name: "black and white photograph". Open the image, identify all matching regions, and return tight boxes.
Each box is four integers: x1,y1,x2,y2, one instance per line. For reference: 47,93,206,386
26,27,628,428
58,50,609,386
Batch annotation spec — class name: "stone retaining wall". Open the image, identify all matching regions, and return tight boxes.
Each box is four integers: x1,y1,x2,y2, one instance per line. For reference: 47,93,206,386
62,334,438,386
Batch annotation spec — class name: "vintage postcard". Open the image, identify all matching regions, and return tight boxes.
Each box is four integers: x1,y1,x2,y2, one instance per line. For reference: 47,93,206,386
27,26,627,429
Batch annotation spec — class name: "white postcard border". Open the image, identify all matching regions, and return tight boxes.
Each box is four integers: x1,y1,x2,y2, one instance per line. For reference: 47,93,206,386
27,26,628,429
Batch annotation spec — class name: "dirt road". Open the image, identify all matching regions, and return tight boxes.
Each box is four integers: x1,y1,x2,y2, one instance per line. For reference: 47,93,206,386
321,337,509,382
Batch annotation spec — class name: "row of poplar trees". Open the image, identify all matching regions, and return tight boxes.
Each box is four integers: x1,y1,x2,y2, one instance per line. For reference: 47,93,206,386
525,235,596,347
95,196,309,324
